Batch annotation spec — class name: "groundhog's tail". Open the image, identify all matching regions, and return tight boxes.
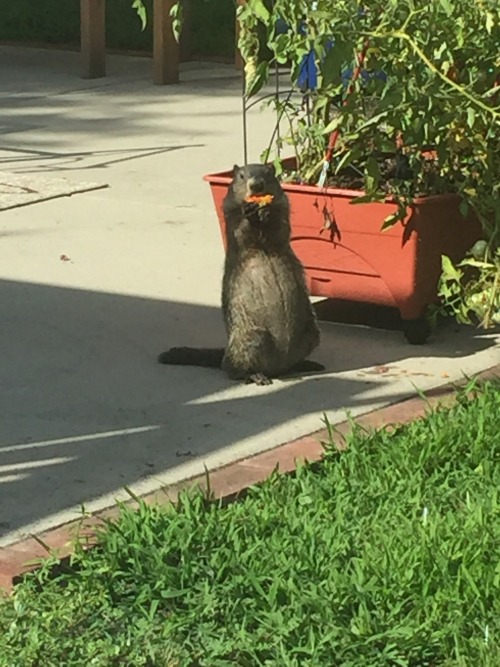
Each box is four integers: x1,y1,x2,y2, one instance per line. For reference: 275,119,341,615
158,347,224,368
291,359,325,373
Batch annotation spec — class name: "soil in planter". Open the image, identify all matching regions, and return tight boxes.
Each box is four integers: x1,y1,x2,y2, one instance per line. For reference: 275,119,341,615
282,152,461,198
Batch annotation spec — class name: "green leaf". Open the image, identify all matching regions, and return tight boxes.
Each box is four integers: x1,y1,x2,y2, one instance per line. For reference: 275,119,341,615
381,212,402,230
439,0,452,16
470,240,488,260
160,587,189,599
148,598,159,621
333,148,357,175
441,255,461,281
350,193,385,205
486,12,494,34
356,111,389,133
438,282,451,299
364,156,380,194
245,61,269,97
272,156,284,177
169,1,183,41
251,0,270,23
132,0,147,31
459,200,469,217
466,107,476,129
323,115,343,135
320,40,350,86
462,259,493,270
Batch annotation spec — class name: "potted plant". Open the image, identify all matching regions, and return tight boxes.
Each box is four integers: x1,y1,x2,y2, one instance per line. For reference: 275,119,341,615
204,0,500,343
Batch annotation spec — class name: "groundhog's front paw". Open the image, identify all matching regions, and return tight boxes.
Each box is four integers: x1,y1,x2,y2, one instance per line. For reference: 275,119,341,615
242,201,260,220
256,206,271,224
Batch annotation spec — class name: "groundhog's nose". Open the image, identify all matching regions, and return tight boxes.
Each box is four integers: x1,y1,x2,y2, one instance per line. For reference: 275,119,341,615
249,177,265,194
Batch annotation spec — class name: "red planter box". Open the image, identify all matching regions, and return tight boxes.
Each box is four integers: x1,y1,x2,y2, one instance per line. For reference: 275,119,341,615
204,166,482,325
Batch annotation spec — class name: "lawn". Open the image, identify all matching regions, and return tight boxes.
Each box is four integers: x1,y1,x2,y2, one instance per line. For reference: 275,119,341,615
1,379,499,666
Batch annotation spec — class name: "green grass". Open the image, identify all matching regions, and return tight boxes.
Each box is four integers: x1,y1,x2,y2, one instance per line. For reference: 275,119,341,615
0,0,235,58
1,379,500,666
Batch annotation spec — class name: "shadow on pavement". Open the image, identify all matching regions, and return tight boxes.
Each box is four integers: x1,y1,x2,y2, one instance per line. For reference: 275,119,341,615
1,278,497,542
0,144,206,172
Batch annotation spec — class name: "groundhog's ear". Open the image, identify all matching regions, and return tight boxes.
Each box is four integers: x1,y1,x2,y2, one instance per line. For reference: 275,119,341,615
232,164,240,175
267,163,276,176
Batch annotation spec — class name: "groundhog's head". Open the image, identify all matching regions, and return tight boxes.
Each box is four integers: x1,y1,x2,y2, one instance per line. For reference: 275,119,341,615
230,163,282,203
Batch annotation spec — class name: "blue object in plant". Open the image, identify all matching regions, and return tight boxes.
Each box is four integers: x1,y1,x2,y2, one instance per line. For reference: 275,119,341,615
297,49,318,91
275,18,289,35
341,67,387,89
298,46,387,92
274,10,387,93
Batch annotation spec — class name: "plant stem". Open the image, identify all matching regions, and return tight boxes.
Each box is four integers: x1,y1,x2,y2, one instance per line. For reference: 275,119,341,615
283,107,300,173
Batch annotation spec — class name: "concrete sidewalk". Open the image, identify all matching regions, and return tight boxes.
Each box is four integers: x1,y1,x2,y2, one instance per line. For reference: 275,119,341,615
0,45,498,547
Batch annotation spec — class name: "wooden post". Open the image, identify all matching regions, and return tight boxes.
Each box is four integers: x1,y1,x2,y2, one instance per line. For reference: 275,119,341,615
80,0,106,79
153,0,180,84
235,0,244,71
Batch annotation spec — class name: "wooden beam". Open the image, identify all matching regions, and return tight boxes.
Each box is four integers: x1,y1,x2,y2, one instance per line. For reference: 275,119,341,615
80,0,106,79
153,0,180,85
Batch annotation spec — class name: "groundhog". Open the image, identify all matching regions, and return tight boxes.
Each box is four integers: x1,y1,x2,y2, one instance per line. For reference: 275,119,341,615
158,163,323,385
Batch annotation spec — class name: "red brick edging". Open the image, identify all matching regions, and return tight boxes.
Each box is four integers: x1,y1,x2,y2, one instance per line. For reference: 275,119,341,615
1,364,499,594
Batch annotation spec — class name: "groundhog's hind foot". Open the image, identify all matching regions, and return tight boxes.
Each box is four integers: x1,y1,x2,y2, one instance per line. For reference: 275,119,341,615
245,372,273,386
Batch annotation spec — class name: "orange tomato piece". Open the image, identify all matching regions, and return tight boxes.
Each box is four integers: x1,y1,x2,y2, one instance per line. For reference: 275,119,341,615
245,194,274,206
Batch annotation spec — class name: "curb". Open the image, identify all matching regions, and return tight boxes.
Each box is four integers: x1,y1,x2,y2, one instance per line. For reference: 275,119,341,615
1,363,499,594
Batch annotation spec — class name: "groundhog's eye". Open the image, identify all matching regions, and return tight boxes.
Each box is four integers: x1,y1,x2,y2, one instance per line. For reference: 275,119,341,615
239,172,245,180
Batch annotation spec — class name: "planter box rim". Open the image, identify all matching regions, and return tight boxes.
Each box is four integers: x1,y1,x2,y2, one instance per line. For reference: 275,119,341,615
203,169,461,206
